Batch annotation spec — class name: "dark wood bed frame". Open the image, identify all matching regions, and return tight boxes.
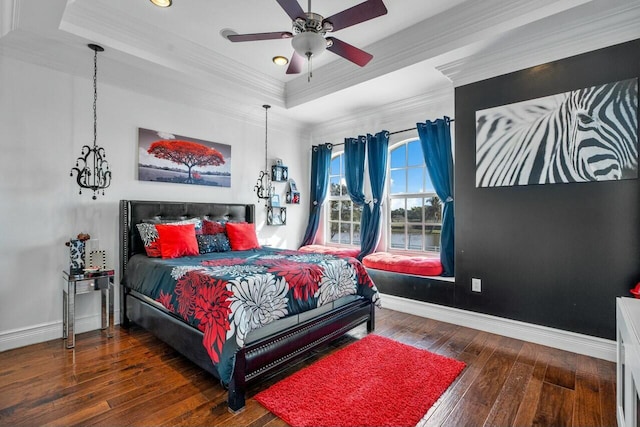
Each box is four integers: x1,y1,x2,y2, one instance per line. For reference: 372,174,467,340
119,200,376,412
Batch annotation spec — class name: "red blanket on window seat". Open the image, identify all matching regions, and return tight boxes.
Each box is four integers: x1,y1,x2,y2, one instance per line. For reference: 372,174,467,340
362,252,443,277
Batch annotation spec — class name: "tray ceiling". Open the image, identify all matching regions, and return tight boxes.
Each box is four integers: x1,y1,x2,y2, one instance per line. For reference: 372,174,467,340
1,0,639,127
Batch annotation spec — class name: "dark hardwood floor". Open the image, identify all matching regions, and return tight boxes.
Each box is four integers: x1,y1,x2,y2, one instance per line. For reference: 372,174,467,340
0,308,617,427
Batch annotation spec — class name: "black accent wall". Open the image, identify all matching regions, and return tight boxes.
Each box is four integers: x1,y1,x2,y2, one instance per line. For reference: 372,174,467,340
454,39,640,340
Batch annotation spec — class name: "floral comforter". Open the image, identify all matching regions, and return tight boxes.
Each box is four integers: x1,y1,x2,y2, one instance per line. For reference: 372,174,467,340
124,248,380,385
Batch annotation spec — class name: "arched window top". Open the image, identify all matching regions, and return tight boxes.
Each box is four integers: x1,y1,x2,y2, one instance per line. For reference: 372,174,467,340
389,138,435,195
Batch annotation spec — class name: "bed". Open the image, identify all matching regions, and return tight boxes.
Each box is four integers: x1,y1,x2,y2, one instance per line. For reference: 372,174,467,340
119,200,379,412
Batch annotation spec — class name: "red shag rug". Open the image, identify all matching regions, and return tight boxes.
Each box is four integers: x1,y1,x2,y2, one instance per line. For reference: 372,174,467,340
254,334,466,427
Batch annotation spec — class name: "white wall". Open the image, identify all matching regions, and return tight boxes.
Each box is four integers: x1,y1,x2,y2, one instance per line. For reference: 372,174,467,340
0,55,307,350
0,53,454,352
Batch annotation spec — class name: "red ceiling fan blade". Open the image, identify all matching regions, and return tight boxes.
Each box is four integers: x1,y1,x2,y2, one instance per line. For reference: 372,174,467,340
275,0,305,21
323,0,388,32
227,31,293,42
286,51,304,74
326,37,373,67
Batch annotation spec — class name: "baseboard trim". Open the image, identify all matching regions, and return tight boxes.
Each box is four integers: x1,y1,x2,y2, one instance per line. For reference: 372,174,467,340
0,311,121,352
3,299,616,361
380,293,616,361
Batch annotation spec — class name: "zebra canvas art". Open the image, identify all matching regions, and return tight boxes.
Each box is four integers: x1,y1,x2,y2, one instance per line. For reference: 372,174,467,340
475,78,638,187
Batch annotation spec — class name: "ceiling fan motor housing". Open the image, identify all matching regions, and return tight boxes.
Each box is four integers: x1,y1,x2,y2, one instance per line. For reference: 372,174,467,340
293,13,326,34
292,13,329,58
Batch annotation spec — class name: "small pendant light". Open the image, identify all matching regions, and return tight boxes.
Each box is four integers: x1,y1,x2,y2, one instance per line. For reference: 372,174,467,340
70,44,112,200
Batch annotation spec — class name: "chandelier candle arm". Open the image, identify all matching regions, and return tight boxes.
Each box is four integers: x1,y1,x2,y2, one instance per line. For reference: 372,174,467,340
70,43,111,200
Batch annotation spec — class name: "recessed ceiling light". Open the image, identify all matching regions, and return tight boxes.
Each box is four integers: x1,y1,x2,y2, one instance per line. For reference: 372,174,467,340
273,56,289,66
150,0,172,7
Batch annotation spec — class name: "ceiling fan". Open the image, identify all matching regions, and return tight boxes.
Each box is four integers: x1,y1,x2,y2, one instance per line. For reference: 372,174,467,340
223,0,388,79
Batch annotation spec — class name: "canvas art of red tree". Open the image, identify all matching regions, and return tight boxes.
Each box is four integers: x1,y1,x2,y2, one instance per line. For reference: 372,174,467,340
148,140,225,183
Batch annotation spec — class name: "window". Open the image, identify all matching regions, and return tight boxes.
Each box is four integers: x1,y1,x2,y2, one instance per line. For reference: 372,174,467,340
388,139,442,253
326,153,362,246
322,141,442,253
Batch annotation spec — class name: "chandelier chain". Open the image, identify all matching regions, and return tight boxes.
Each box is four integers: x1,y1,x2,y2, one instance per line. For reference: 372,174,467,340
254,105,272,204
264,105,268,171
93,48,98,148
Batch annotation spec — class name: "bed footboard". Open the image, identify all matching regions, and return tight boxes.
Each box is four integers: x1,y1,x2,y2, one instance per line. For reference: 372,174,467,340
126,291,374,412
228,297,374,411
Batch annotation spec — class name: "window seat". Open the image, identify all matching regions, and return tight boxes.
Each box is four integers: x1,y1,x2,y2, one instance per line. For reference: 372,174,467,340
298,245,360,258
362,252,443,277
363,253,453,306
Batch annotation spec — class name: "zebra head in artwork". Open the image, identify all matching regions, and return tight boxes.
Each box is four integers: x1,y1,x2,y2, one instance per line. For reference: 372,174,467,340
475,78,638,187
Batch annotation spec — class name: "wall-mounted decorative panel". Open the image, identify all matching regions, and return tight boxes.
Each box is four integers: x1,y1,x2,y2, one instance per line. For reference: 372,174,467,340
137,128,231,187
475,78,638,187
271,165,288,182
267,207,286,226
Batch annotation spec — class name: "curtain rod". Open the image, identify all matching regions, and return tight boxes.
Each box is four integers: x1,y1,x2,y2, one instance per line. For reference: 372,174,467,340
328,119,455,147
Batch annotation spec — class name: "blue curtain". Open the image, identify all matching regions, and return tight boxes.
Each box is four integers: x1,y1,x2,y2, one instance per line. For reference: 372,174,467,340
358,131,389,259
417,117,454,277
301,143,332,246
344,136,367,206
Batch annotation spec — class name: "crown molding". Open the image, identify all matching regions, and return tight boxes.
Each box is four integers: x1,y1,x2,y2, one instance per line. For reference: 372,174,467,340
0,0,19,38
436,0,640,87
309,84,454,143
59,0,285,105
284,0,594,108
0,34,305,136
0,0,304,133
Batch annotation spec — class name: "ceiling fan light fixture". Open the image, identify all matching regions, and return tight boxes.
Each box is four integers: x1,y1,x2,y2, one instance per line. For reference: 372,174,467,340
291,31,326,58
272,56,289,66
150,0,172,8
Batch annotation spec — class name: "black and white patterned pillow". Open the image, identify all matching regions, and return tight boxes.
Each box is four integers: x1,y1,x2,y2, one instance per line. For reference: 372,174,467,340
196,233,231,254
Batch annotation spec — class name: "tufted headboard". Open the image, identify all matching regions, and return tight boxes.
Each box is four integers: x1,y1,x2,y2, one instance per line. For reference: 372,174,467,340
119,200,255,282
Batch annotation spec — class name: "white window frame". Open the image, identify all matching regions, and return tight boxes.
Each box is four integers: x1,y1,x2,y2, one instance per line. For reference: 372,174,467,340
386,138,442,256
324,151,362,248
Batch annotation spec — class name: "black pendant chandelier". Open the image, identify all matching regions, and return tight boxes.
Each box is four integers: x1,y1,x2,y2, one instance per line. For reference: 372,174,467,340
70,43,111,200
254,104,273,205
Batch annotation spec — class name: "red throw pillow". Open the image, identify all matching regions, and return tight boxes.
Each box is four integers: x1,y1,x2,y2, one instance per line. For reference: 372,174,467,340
202,219,226,235
136,218,202,257
225,222,260,251
155,223,199,259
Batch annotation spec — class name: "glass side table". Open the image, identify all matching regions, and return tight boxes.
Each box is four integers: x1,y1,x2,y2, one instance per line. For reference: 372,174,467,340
62,270,114,349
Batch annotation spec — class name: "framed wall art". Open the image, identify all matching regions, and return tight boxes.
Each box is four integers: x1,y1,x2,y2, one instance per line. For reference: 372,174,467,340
137,128,231,187
475,78,638,187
